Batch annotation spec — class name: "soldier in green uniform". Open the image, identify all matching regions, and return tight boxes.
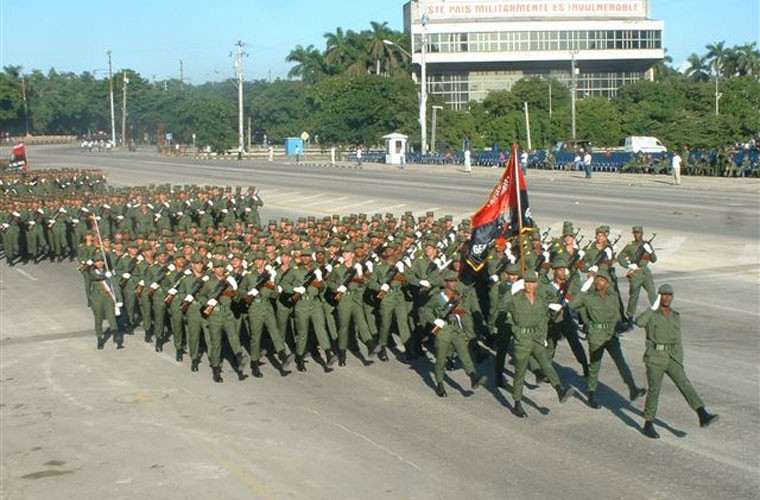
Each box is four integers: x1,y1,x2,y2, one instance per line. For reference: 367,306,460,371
179,253,209,372
77,231,98,307
422,269,487,397
89,255,124,349
164,253,191,360
503,270,575,418
2,211,22,266
569,270,645,409
493,262,521,388
617,226,657,329
635,284,719,439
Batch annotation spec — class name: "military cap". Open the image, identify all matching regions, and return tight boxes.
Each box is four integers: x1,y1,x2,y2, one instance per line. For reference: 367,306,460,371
658,283,674,295
314,247,326,255
522,270,538,282
128,241,139,249
530,231,540,241
551,253,570,268
424,237,438,247
301,247,313,255
426,211,434,217
632,226,643,233
595,268,611,281
505,262,521,275
212,259,225,267
230,252,243,261
384,241,398,250
155,247,167,256
342,242,356,253
442,269,458,281
93,254,105,262
562,221,575,236
190,253,204,264
595,225,610,234
268,219,277,225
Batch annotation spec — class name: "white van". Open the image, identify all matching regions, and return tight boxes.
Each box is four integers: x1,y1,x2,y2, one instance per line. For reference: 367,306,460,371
624,136,667,153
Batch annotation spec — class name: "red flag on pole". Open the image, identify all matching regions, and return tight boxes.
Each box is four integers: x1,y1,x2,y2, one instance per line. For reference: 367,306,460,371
466,144,533,271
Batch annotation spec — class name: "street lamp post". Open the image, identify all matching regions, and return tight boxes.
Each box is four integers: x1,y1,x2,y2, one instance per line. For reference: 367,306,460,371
107,50,116,146
431,105,443,154
19,66,30,136
569,50,579,140
420,13,429,153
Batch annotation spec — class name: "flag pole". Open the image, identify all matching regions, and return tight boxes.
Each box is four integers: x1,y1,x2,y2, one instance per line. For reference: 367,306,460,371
90,214,120,315
514,144,525,276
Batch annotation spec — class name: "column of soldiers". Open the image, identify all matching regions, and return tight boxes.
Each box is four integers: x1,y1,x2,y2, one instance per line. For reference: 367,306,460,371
1,169,718,439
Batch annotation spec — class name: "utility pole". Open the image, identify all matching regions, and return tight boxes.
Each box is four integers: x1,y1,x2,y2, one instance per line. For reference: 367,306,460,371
179,59,184,90
19,66,30,136
431,105,443,154
420,13,429,153
107,50,116,146
121,70,129,147
233,41,247,153
570,50,578,140
524,102,532,151
247,115,252,151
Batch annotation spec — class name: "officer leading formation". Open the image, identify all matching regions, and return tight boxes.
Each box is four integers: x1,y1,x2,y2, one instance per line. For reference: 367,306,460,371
0,169,718,439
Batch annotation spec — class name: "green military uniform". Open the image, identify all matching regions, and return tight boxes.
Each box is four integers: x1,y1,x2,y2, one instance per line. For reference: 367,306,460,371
635,284,717,438
88,257,123,349
502,270,574,417
617,226,657,321
3,212,22,264
179,257,208,372
367,246,412,361
569,269,643,408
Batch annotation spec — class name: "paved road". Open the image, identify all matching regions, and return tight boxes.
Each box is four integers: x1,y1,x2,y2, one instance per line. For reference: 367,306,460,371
1,146,759,499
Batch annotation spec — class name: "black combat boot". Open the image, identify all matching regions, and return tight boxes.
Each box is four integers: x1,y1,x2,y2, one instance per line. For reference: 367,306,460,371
587,391,601,409
176,349,183,362
511,401,527,418
295,355,306,372
469,372,486,390
144,331,153,343
495,372,507,389
278,349,294,371
582,363,590,378
115,333,124,350
629,386,646,402
191,359,200,372
697,407,719,428
324,350,337,372
555,385,575,403
435,382,448,398
236,368,248,381
250,361,263,378
338,349,347,367
155,338,163,352
641,420,660,439
534,370,549,384
212,366,223,383
97,337,105,350
377,346,389,362
366,340,381,357
236,351,250,370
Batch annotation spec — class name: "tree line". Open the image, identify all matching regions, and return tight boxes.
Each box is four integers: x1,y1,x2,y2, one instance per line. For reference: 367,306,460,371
1,29,758,153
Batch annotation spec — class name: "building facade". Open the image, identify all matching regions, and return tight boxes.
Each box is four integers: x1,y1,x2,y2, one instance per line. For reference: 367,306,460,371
403,0,665,109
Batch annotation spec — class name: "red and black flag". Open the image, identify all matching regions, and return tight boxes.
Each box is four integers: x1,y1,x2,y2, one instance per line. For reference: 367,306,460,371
10,142,29,171
466,144,533,272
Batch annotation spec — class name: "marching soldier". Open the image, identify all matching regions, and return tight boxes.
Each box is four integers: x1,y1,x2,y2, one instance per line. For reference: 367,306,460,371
635,284,719,439
179,253,209,372
617,226,658,329
89,254,124,350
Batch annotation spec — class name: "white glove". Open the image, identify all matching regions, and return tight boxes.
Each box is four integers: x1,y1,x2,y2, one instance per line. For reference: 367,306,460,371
277,285,283,293
167,264,176,272
105,271,113,278
226,264,233,272
206,298,218,307
154,213,161,219
184,269,192,275
643,243,653,254
82,207,90,213
380,283,390,292
365,261,374,273
650,294,661,310
245,207,252,213
122,273,131,280
221,209,228,214
137,255,144,262
207,200,214,206
138,280,145,287
72,218,80,224
395,261,405,273
542,251,550,261
176,211,184,216
115,302,123,308
116,215,124,220
511,279,525,295
403,257,412,268
150,282,159,290
247,288,260,297
314,269,323,282
337,285,348,294
163,201,170,208
269,270,277,282
419,279,431,288
588,265,599,273
627,263,639,271
325,263,333,273
48,219,56,224
184,294,194,303
59,207,67,213
168,288,178,295
434,319,446,329
86,259,94,266
436,257,452,270
581,276,594,293
198,210,205,215
577,249,585,259
490,274,499,283
28,220,36,226
353,263,363,276
604,247,613,260
294,286,306,295
202,275,209,282
548,303,563,312
226,276,238,290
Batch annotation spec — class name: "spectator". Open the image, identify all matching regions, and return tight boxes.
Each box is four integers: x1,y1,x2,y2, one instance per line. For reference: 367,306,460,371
672,150,682,186
464,148,472,174
583,149,593,179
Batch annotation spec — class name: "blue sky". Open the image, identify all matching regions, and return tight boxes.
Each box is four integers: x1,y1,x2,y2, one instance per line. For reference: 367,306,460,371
1,0,757,82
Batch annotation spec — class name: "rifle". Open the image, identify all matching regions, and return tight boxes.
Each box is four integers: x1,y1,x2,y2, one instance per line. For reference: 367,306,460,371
630,234,657,268
119,256,139,288
288,267,321,305
164,269,193,305
332,259,369,303
431,292,465,335
590,234,622,268
201,278,233,318
47,208,65,229
180,275,209,312
243,265,279,306
147,264,173,298
377,261,406,301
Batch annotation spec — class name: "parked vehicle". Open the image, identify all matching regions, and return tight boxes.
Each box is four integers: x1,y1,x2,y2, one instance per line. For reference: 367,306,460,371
624,136,667,153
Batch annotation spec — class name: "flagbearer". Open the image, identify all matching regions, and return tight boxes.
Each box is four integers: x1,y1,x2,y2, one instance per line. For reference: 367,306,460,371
89,254,123,349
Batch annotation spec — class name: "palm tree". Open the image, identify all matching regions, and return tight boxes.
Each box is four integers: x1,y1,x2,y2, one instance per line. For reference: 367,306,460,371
652,48,676,81
733,42,760,78
324,27,353,75
285,45,326,85
684,53,710,82
705,41,728,79
365,21,394,76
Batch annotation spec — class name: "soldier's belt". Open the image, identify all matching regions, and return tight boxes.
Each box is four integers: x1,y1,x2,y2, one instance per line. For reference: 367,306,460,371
518,327,537,335
651,342,673,351
592,322,611,329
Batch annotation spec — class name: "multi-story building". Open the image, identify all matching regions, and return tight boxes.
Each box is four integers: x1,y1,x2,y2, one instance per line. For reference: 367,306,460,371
403,0,665,110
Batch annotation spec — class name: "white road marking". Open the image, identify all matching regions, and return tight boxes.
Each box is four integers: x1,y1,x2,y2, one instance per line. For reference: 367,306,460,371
299,194,325,201
676,296,760,317
664,267,760,282
657,236,687,258
15,268,38,281
375,203,407,212
333,200,376,211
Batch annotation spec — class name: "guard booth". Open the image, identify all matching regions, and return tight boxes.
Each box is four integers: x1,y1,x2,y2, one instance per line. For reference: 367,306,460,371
383,133,407,166
284,138,305,156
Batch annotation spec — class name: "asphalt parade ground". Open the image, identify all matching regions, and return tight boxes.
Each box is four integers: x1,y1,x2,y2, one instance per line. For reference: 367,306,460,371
1,146,759,499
